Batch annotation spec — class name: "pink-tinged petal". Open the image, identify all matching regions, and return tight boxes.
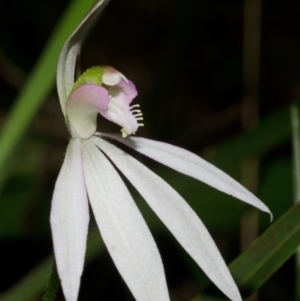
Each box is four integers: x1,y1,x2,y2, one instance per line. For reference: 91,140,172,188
102,66,127,86
100,79,141,137
57,0,110,117
106,78,138,104
50,138,89,301
81,139,170,301
101,134,272,218
92,136,242,301
67,84,110,138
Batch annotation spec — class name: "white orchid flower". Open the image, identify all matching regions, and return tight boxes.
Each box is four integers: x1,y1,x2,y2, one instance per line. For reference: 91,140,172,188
50,1,272,301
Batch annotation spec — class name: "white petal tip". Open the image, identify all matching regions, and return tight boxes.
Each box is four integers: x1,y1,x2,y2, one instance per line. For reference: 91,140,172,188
269,212,273,222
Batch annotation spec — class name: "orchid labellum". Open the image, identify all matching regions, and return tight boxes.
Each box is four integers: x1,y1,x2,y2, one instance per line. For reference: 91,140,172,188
50,1,272,301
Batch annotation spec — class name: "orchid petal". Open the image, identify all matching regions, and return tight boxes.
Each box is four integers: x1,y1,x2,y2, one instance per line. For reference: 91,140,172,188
50,138,89,301
101,134,272,218
102,66,128,86
57,0,110,117
101,77,140,137
67,84,110,138
81,139,170,301
92,136,242,301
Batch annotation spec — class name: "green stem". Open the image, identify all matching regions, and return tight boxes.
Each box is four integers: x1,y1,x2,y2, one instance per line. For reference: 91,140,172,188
0,0,98,179
290,103,300,301
42,262,60,301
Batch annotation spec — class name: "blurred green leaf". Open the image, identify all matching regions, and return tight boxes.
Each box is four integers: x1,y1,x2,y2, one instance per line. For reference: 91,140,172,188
0,257,53,301
194,202,300,300
290,103,300,301
290,103,300,202
42,263,60,301
231,203,300,295
0,176,32,237
0,0,99,178
259,159,292,223
208,107,291,169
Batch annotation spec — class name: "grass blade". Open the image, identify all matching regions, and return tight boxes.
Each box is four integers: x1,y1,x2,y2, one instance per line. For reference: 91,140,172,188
0,0,98,176
290,103,300,301
194,202,300,300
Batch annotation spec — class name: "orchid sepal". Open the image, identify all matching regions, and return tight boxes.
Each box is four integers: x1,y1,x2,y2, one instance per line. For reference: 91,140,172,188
56,0,110,117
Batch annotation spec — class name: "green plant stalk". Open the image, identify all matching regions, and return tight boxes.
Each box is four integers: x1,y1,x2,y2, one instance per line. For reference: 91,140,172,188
0,0,98,177
290,103,300,301
42,263,60,301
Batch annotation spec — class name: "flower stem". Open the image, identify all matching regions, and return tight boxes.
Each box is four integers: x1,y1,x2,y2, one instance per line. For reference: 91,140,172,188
42,262,60,301
290,102,300,301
